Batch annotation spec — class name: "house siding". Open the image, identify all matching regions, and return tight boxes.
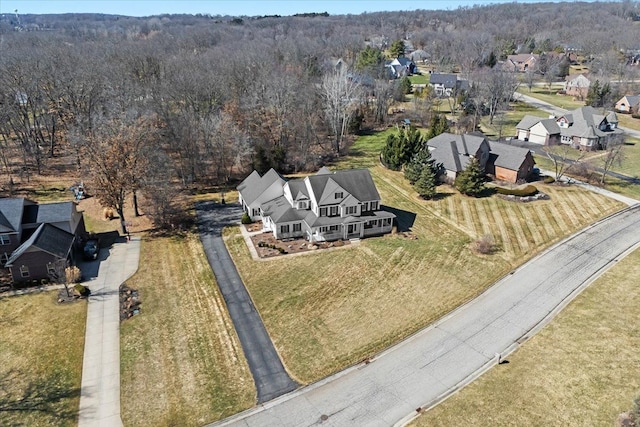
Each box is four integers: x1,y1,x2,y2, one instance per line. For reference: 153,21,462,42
9,251,60,283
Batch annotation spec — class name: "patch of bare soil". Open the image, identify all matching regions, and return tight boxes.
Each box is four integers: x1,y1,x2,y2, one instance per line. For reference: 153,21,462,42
77,196,154,234
250,232,349,258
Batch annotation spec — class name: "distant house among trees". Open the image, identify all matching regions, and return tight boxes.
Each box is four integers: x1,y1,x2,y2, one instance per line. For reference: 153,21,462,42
502,53,539,72
386,57,416,78
428,73,469,97
563,73,591,99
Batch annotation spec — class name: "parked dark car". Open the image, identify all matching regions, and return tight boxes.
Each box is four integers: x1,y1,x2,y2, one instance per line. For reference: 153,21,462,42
83,239,99,260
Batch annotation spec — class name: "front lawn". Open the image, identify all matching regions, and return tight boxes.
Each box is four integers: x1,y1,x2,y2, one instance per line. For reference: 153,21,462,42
226,129,623,384
517,85,586,111
120,234,255,427
0,293,86,427
412,246,640,426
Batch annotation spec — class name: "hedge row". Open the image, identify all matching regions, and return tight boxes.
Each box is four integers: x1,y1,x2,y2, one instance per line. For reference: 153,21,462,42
494,185,539,197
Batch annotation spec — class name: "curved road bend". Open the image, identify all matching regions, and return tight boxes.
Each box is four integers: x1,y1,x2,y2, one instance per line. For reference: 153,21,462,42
196,201,298,403
210,205,640,427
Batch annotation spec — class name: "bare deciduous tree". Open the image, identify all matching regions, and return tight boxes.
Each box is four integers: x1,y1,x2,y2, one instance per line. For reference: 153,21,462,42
321,67,363,154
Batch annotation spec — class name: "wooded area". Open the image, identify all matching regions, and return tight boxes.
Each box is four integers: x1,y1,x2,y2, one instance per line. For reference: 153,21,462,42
1,1,639,227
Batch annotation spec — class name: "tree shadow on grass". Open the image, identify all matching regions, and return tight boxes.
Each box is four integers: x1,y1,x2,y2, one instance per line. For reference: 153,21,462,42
0,369,80,426
382,205,416,232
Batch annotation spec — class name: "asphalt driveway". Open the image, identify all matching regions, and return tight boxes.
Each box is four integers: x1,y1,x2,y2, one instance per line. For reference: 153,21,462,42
196,201,298,403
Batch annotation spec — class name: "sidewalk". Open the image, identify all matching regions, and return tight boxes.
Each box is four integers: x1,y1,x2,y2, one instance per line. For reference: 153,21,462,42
77,236,141,427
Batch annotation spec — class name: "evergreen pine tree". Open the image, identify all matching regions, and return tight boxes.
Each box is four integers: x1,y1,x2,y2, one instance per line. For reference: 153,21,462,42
426,113,450,140
455,157,486,197
414,162,438,199
404,148,435,184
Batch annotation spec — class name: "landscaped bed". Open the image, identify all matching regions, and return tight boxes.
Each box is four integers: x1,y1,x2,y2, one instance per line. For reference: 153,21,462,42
249,231,349,258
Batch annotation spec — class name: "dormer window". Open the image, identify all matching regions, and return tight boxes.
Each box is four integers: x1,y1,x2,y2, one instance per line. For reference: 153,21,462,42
297,201,308,209
335,192,343,199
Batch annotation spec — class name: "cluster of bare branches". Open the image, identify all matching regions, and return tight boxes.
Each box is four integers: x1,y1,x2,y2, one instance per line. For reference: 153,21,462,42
0,2,638,228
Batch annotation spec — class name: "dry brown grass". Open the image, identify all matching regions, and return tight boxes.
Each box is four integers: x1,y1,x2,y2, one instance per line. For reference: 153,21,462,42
412,247,640,427
226,161,623,384
120,233,255,427
0,293,86,427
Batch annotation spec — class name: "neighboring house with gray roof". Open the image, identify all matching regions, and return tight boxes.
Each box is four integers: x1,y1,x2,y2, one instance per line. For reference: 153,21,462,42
516,106,622,150
426,133,491,182
426,133,535,183
237,168,395,242
563,73,591,99
503,54,539,72
0,198,86,282
615,94,640,113
487,141,536,183
428,73,469,97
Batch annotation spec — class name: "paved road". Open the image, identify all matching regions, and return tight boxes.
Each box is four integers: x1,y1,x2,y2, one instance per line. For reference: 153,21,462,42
78,236,141,427
211,205,640,427
197,201,298,403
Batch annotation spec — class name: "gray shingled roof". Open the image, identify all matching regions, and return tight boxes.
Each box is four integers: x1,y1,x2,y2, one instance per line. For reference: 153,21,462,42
488,141,533,171
537,118,561,134
286,180,309,201
6,223,74,266
516,115,545,130
0,198,27,233
237,168,284,206
429,73,458,88
307,169,380,205
427,132,487,156
261,196,308,223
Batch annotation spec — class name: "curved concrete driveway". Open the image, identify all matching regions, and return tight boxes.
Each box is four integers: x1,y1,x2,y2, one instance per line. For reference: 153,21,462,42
211,205,640,427
197,201,298,403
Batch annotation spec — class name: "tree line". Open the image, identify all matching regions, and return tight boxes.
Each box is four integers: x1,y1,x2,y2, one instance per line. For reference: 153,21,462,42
0,1,639,229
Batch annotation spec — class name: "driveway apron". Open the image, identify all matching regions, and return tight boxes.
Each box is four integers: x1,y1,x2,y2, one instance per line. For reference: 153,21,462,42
196,201,298,403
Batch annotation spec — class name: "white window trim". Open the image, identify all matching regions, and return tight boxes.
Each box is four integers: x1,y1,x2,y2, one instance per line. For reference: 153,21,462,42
0,234,10,245
20,265,30,278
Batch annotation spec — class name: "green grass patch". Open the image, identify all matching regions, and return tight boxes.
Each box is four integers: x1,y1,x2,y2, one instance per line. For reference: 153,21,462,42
412,246,640,426
120,234,255,427
0,293,86,427
409,74,429,85
517,86,585,111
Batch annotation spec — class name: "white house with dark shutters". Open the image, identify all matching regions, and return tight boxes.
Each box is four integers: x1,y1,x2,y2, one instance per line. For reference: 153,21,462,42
238,168,395,242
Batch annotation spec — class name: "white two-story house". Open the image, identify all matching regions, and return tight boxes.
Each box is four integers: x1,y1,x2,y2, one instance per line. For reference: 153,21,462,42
238,167,395,242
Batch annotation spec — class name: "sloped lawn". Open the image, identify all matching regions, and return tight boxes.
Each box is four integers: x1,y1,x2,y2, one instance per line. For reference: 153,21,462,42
226,129,623,384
